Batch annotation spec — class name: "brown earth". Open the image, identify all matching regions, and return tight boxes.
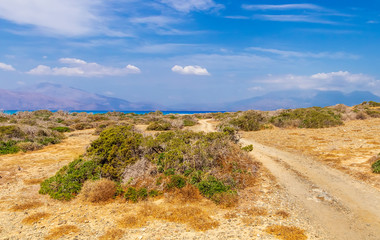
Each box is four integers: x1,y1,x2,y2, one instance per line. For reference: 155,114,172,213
0,126,318,240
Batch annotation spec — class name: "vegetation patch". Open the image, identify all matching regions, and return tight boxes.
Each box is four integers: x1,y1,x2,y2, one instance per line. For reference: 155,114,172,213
22,212,51,225
372,154,380,173
10,201,43,211
45,225,79,240
79,179,116,203
39,159,101,200
265,225,307,240
99,228,125,240
270,107,343,128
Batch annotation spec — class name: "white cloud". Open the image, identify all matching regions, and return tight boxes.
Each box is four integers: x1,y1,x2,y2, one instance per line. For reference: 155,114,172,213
0,62,15,71
252,14,335,24
129,16,178,27
242,4,322,11
27,58,141,77
256,71,380,94
171,65,210,76
248,47,359,59
161,0,223,13
0,0,103,36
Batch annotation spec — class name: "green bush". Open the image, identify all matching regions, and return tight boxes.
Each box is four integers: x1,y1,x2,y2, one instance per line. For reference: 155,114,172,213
241,144,253,152
124,187,149,202
39,159,101,200
86,125,143,181
146,121,172,131
183,119,197,127
51,126,71,132
0,140,19,154
230,111,265,131
0,125,25,139
196,176,230,198
167,175,186,189
270,107,343,128
372,156,380,174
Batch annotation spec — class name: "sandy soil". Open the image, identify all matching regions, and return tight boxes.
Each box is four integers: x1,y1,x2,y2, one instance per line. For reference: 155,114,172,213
243,118,380,189
0,126,316,240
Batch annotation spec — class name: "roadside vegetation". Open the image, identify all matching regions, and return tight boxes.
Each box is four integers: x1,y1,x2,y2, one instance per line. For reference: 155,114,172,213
39,125,259,206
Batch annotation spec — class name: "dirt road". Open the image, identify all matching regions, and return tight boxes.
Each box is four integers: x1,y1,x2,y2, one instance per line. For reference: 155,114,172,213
199,119,380,240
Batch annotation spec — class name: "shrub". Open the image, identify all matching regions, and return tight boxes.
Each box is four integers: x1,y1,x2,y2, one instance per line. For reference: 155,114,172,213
79,179,116,203
230,111,265,131
86,125,143,181
196,176,230,198
16,142,43,152
271,107,343,128
39,159,101,200
372,155,380,174
241,144,253,152
167,175,186,189
51,126,71,132
0,125,25,139
183,119,197,127
146,121,172,131
0,140,19,154
124,187,148,202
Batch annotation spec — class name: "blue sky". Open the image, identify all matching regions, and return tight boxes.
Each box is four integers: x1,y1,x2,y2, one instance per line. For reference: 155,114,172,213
0,0,379,105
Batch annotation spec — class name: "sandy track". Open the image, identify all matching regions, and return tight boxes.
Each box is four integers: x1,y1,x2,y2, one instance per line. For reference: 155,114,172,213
200,119,380,240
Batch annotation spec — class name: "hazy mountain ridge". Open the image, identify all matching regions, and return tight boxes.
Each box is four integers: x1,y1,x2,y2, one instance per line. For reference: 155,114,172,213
1,83,159,111
1,83,379,111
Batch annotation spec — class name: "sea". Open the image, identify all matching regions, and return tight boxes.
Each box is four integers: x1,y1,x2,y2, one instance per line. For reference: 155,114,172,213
1,110,224,115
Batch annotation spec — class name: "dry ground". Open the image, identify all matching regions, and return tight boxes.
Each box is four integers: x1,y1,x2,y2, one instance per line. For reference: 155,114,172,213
0,127,317,240
242,118,380,189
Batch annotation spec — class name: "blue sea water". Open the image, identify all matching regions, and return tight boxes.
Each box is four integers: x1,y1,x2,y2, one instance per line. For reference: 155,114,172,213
1,110,224,115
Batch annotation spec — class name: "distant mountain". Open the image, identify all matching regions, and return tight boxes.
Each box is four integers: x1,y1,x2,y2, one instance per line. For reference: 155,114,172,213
0,83,159,111
225,90,380,111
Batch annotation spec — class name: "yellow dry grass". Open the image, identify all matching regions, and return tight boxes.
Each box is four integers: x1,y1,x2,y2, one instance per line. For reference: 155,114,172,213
23,178,45,185
118,202,219,231
79,178,116,203
244,206,268,216
45,225,80,240
275,210,290,218
98,228,125,240
22,212,51,225
10,201,43,211
265,225,307,240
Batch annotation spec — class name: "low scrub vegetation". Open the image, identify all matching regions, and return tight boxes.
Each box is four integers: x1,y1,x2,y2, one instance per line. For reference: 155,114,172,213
40,125,259,204
270,107,343,128
372,154,380,174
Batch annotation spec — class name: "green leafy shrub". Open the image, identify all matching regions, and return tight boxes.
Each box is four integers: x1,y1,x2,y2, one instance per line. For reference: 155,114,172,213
241,144,253,152
229,111,265,131
270,107,343,128
0,125,25,139
146,121,172,131
124,187,149,202
86,125,143,181
372,155,380,174
0,140,19,154
183,119,197,127
39,159,101,200
196,176,230,198
51,126,71,132
167,175,186,189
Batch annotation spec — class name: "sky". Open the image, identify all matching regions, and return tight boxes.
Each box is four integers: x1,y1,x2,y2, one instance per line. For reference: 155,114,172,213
0,0,380,105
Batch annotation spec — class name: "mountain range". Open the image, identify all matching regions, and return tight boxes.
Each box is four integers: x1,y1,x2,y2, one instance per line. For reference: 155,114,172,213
0,83,379,111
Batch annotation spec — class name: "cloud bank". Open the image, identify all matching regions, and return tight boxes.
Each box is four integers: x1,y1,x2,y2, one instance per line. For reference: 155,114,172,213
27,58,141,77
171,65,210,75
161,0,223,13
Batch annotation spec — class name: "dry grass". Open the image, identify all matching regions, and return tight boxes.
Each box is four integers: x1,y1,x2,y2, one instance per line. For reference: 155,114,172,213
99,228,125,240
166,184,203,203
79,178,116,203
223,212,238,219
118,214,148,228
22,212,51,225
244,207,268,216
45,225,80,240
275,210,290,218
23,178,45,185
10,201,43,211
118,202,219,231
265,225,307,240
